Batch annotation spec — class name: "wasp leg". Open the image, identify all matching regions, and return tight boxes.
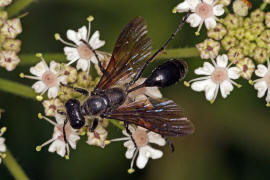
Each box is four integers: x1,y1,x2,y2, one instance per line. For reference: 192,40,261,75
90,118,99,132
57,110,66,115
60,83,89,96
124,121,137,148
127,11,191,89
63,119,70,157
80,39,106,74
162,136,175,152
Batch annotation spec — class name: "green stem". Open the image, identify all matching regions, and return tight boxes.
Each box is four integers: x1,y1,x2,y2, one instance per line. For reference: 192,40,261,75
19,53,66,65
19,48,199,65
260,2,267,10
0,78,35,99
158,48,199,59
6,0,33,18
109,119,124,130
3,149,30,180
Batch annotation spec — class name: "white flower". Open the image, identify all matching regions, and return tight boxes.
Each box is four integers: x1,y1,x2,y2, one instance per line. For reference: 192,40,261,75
21,54,67,100
0,0,12,7
0,127,7,164
128,78,162,102
36,114,80,158
86,125,108,148
42,98,65,117
175,0,225,34
185,54,241,103
55,16,105,73
252,60,270,107
109,126,166,173
1,18,22,38
0,51,20,71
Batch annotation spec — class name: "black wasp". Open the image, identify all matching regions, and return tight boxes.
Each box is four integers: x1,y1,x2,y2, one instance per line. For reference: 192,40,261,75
61,12,194,150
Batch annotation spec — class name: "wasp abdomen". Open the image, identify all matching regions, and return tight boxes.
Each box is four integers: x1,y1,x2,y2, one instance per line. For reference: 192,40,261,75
144,59,188,88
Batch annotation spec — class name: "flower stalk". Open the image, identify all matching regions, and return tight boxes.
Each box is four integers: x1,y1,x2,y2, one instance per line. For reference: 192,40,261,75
3,149,30,180
18,48,199,66
0,78,35,99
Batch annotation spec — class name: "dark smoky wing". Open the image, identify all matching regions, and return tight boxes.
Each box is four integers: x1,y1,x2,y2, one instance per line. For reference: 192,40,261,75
103,98,195,137
94,16,152,90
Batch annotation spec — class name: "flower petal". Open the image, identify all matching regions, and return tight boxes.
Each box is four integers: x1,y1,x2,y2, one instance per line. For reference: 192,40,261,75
64,47,80,62
67,29,80,45
176,1,191,12
141,145,163,159
203,0,213,4
125,146,136,159
220,80,233,98
187,0,201,9
187,13,202,27
49,61,60,74
191,79,212,92
255,64,268,78
89,31,105,50
216,54,228,68
90,55,99,64
136,148,149,169
30,61,48,77
195,62,215,75
254,80,268,98
55,114,65,124
32,81,47,93
48,140,66,157
57,75,67,84
205,81,217,101
266,89,270,103
48,86,59,99
148,132,166,146
69,134,80,149
205,17,217,29
77,26,87,41
228,67,240,79
213,4,225,16
76,59,89,71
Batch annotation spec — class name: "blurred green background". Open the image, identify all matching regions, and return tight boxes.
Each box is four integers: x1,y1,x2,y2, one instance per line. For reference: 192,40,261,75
0,0,270,179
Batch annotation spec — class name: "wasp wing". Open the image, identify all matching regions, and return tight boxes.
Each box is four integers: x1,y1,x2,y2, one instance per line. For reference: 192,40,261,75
103,98,194,137
94,17,152,90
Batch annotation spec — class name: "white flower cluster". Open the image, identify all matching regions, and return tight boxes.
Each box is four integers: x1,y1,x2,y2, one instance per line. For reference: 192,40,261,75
0,0,22,71
187,0,270,106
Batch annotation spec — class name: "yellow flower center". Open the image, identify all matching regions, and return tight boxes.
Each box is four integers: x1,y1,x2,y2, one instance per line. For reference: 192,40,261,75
196,3,213,19
77,43,94,60
132,129,149,148
211,67,228,84
42,71,57,88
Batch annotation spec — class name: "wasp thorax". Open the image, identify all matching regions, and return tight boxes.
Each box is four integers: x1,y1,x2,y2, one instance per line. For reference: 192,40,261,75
77,43,94,60
211,67,228,84
196,3,213,19
42,71,57,87
132,129,149,148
